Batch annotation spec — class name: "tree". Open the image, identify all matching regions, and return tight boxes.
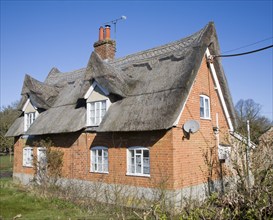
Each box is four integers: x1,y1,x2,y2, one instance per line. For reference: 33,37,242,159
235,99,272,144
0,101,20,152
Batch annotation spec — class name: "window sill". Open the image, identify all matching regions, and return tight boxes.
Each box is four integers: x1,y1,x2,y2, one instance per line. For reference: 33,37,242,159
23,165,33,168
126,173,150,178
90,171,109,174
200,117,211,120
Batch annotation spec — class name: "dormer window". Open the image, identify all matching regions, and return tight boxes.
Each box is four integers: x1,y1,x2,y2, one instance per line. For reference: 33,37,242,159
88,100,107,126
25,112,36,130
23,99,39,132
84,81,111,127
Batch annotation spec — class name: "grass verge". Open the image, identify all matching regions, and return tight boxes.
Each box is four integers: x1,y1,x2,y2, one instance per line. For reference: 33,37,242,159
0,155,13,172
0,178,90,220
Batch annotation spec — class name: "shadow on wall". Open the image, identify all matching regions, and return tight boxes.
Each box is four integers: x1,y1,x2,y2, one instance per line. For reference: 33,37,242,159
25,131,82,148
24,129,168,149
91,130,168,148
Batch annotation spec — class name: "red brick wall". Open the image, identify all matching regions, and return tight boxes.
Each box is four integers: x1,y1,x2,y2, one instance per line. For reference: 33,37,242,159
13,130,175,189
13,55,232,191
172,56,230,189
63,130,174,189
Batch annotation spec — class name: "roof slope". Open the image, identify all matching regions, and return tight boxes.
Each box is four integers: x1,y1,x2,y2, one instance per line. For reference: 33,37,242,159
6,22,236,136
86,22,236,131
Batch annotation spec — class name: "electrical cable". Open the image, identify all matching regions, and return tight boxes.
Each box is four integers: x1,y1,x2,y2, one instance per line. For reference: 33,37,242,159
212,44,273,58
222,37,273,54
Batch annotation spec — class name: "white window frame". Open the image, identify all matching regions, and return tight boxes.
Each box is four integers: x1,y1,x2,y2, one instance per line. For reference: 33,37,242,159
90,146,109,173
127,147,150,177
87,100,109,126
23,146,33,167
37,147,47,169
24,111,38,131
200,95,211,119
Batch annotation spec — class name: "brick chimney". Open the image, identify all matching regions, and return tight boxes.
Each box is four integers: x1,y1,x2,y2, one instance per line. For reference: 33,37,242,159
93,25,116,60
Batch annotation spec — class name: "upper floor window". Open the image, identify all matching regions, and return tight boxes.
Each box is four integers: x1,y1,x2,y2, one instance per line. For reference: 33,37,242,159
200,95,210,119
23,146,33,167
87,100,107,126
90,146,108,173
84,81,110,127
127,147,150,176
23,99,38,132
25,112,36,130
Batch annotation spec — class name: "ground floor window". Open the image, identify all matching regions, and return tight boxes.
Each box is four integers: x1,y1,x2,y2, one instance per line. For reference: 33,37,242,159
23,146,33,167
90,146,108,173
37,147,47,169
127,147,150,176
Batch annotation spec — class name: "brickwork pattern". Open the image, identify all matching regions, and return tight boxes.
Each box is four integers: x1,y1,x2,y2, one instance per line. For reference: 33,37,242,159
13,55,232,191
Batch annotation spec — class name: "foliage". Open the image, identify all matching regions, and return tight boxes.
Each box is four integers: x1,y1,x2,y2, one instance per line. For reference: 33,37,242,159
32,138,64,188
179,137,273,219
0,101,20,151
235,99,272,144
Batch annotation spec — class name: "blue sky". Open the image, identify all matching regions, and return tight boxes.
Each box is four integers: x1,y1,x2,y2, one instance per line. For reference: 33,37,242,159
1,1,272,121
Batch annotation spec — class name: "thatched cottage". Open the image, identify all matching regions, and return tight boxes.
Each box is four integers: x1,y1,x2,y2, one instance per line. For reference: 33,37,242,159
6,22,237,203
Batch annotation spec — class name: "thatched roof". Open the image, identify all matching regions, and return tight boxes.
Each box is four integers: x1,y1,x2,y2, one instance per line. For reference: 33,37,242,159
5,116,24,137
6,22,236,136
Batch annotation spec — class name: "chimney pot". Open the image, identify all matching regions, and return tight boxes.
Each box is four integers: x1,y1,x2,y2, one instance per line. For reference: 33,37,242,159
104,25,111,40
99,26,104,41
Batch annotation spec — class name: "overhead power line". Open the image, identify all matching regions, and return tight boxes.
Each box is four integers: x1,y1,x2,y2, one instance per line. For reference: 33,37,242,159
222,37,273,54
211,44,273,59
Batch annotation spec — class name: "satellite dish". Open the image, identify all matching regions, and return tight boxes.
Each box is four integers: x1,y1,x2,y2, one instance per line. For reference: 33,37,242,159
183,120,200,133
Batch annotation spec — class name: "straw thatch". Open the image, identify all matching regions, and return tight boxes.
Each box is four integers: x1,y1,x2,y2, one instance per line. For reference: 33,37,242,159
6,22,236,136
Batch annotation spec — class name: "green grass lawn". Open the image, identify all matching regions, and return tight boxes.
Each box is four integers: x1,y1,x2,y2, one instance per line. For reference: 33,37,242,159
0,155,13,172
0,178,91,220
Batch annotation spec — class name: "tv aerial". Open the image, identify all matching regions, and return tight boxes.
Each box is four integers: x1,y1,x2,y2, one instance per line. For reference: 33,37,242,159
183,120,200,139
103,15,127,39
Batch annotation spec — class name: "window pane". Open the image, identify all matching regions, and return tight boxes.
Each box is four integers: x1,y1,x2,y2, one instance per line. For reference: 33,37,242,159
143,158,150,174
92,150,96,171
95,102,100,124
93,163,97,172
136,154,141,173
143,166,150,174
200,97,204,117
103,163,108,172
143,150,149,158
38,149,47,168
29,149,33,165
98,163,102,172
143,149,150,174
90,103,95,125
205,99,209,118
101,101,106,110
101,101,106,119
128,150,135,173
103,160,108,172
200,97,204,107
103,150,108,158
